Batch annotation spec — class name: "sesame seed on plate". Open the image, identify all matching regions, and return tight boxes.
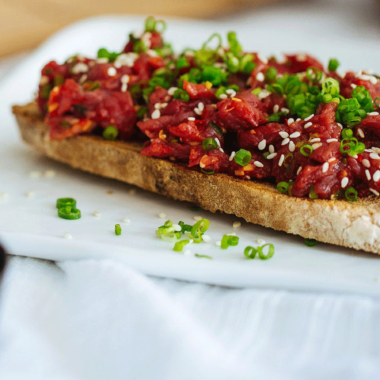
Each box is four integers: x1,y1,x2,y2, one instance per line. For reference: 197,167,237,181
256,238,265,244
229,151,236,161
93,211,101,217
233,221,241,228
29,171,41,179
290,132,301,138
258,139,266,150
202,235,211,243
254,161,264,168
107,67,117,76
370,188,380,196
281,138,290,146
183,249,192,255
215,241,221,247
122,218,131,224
129,189,136,195
158,212,166,219
44,170,56,178
173,224,182,232
267,153,277,160
322,162,329,173
63,232,72,240
362,159,370,168
151,109,160,119
279,131,289,139
193,216,203,221
278,154,285,166
269,145,275,153
341,177,349,188
365,169,372,181
26,191,35,198
289,141,295,152
256,72,265,81
373,171,380,182
0,192,8,202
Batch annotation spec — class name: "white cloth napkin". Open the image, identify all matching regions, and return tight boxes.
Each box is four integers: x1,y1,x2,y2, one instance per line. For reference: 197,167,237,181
1,256,380,380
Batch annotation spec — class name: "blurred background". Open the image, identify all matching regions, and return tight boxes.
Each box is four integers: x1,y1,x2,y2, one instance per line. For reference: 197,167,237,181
0,0,379,58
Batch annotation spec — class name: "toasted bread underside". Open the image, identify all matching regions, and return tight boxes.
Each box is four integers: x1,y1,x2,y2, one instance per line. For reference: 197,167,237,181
12,102,380,254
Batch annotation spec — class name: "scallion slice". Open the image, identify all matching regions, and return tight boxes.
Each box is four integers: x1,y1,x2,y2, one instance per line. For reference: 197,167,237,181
304,238,318,247
345,187,358,202
234,149,252,166
58,206,81,220
220,234,239,249
103,126,119,141
257,244,275,260
202,138,218,152
194,254,213,259
173,239,190,252
300,144,313,157
115,224,122,235
56,198,76,209
277,182,289,194
328,58,340,72
244,246,258,259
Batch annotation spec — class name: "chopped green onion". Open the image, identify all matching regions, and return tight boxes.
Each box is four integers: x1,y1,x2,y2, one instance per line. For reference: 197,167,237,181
309,184,318,199
103,126,119,141
304,238,318,247
306,67,323,82
194,254,213,259
209,122,224,136
277,182,289,194
300,144,313,157
176,56,189,69
54,74,65,87
188,218,210,243
173,89,190,102
234,149,252,166
179,221,192,233
220,234,239,249
40,83,53,100
257,243,275,260
202,138,218,151
189,205,203,211
328,58,340,72
115,224,122,235
201,169,215,175
203,33,223,50
58,206,81,220
161,232,181,242
265,67,278,82
345,187,358,202
56,198,76,209
252,88,262,96
244,246,258,259
173,239,190,252
375,97,380,108
341,128,353,139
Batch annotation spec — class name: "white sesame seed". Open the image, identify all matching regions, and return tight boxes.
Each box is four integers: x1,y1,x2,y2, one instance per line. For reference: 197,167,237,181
257,90,271,100
198,102,204,111
257,53,268,64
362,159,371,168
373,171,380,182
71,63,88,74
227,232,237,236
107,67,117,76
40,76,49,85
312,143,322,150
357,128,365,138
309,138,321,143
287,118,295,125
225,89,235,95
289,141,295,152
256,72,265,82
296,118,301,122
281,108,290,114
158,212,166,219
121,74,130,84
322,162,329,173
327,138,338,143
194,108,203,116
355,70,362,78
341,177,349,188
351,84,357,89
193,216,203,221
219,148,224,153
26,191,34,198
214,138,221,148
229,151,236,161
372,147,380,154
279,131,289,138
258,139,266,150
337,123,343,129
370,153,380,160
273,105,279,113
96,58,109,64
93,211,101,217
63,232,72,240
297,166,302,175
296,54,307,62
44,170,56,178
256,238,265,244
290,132,301,138
370,188,380,196
304,114,314,122
168,87,178,95
267,153,277,160
269,145,275,154
154,103,161,110
183,249,192,255
202,235,211,243
281,138,290,145
233,221,241,228
365,169,372,181
216,241,221,247
122,218,131,224
254,161,264,168
173,224,182,232
368,112,380,116
219,94,228,100
129,189,136,195
151,109,160,119
29,171,41,179
121,83,128,92
279,154,285,166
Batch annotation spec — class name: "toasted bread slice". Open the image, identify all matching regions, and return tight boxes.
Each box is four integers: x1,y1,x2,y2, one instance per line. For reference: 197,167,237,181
12,102,380,254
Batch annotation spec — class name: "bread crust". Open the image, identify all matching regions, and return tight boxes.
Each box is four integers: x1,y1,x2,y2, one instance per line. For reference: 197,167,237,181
12,102,380,254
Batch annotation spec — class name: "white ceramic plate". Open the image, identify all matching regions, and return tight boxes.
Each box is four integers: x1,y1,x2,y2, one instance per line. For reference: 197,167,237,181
1,15,380,295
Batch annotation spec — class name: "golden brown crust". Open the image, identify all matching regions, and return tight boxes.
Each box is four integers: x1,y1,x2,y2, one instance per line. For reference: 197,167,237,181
12,102,380,255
